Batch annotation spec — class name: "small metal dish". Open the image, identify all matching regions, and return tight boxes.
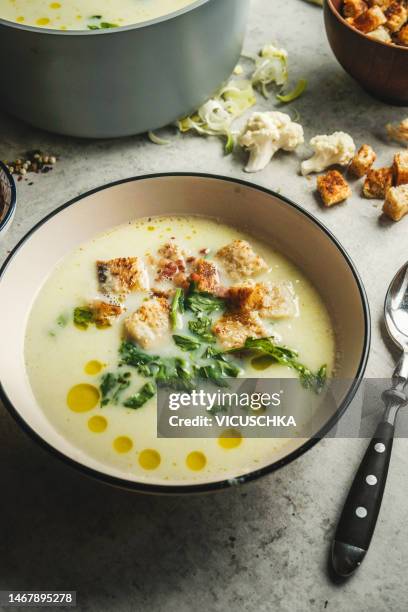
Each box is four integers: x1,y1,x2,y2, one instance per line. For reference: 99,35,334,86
0,162,16,238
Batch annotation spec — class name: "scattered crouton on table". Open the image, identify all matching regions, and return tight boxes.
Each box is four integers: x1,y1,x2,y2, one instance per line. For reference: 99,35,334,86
317,170,352,207
363,167,394,198
349,144,377,177
393,151,408,185
383,185,408,221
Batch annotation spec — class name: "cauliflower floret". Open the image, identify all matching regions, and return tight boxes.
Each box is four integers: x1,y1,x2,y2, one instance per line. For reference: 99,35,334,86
301,132,356,175
239,111,304,173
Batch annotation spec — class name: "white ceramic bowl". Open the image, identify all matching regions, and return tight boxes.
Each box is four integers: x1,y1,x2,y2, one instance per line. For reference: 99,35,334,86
0,174,370,493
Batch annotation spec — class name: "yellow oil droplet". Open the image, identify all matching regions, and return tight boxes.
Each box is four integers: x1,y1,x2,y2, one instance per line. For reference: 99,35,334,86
147,226,156,232
113,436,133,453
16,15,25,22
50,2,61,7
88,415,107,433
60,25,67,29
36,17,50,25
67,384,100,412
218,429,242,449
139,449,161,470
186,451,207,471
76,14,82,19
84,360,104,375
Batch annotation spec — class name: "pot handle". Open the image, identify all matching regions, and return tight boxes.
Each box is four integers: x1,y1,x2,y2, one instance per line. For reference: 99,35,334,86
331,421,394,577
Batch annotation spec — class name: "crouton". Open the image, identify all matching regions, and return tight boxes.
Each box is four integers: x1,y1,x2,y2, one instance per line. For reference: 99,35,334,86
190,259,220,293
386,117,408,144
344,0,368,17
383,185,408,221
216,240,268,280
97,257,149,296
397,22,408,43
393,151,408,185
367,25,393,40
363,167,394,198
227,281,297,319
349,144,377,177
317,170,352,207
156,241,187,282
353,5,387,32
385,0,408,31
213,311,267,350
124,297,169,349
89,301,123,327
367,0,392,8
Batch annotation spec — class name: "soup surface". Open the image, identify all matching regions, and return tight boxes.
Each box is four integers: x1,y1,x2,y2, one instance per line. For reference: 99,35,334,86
25,216,335,486
0,0,195,30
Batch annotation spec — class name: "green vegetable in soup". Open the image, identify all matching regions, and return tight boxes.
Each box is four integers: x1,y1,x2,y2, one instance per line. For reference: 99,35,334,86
123,382,156,409
228,337,327,393
188,315,216,344
173,334,201,352
170,288,184,330
73,306,94,330
100,371,131,406
186,285,226,315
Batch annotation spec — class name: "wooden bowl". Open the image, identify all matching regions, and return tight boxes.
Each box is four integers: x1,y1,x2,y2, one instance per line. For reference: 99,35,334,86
324,0,408,105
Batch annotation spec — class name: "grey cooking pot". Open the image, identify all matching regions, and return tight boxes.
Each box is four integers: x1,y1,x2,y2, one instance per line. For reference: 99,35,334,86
0,0,249,138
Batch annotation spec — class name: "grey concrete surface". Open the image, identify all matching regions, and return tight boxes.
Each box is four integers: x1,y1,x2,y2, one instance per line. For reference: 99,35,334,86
0,0,408,610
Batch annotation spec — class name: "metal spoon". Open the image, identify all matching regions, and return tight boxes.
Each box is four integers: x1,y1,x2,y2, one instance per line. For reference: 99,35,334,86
332,261,408,577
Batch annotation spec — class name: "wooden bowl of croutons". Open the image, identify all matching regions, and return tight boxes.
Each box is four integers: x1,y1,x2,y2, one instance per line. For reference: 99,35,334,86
324,0,408,105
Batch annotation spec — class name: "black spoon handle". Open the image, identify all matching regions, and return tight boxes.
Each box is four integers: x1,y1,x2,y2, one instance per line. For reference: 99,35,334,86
332,421,395,577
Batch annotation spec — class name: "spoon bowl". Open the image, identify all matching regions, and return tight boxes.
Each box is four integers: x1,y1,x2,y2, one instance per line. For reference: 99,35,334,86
385,262,408,353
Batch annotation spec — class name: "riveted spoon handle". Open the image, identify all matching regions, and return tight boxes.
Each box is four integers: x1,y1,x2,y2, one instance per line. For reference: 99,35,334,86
332,421,394,578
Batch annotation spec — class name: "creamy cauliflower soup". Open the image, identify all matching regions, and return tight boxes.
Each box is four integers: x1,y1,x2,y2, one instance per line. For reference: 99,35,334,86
0,0,195,30
24,216,335,485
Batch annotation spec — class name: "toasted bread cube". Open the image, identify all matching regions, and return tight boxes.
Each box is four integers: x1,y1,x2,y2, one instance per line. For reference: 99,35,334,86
124,297,169,349
387,118,408,144
317,170,351,207
213,311,267,350
344,0,369,17
393,151,408,185
190,258,220,293
367,0,392,9
398,23,408,43
353,5,387,31
383,185,408,220
228,281,297,319
385,0,408,31
363,167,394,198
367,25,392,41
89,301,123,327
216,240,268,280
349,144,377,177
97,257,149,296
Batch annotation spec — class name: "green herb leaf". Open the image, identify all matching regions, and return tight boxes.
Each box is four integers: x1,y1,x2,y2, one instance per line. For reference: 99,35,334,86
57,314,68,328
188,315,216,343
73,306,94,330
170,288,184,330
100,371,131,406
173,334,201,352
186,286,226,315
229,337,327,393
123,382,156,409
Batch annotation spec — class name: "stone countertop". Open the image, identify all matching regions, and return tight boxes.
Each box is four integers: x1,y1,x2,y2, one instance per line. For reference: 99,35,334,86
0,0,407,610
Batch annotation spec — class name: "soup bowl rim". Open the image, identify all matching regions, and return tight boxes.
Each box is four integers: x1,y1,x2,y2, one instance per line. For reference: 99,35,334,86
0,172,371,494
0,0,211,35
